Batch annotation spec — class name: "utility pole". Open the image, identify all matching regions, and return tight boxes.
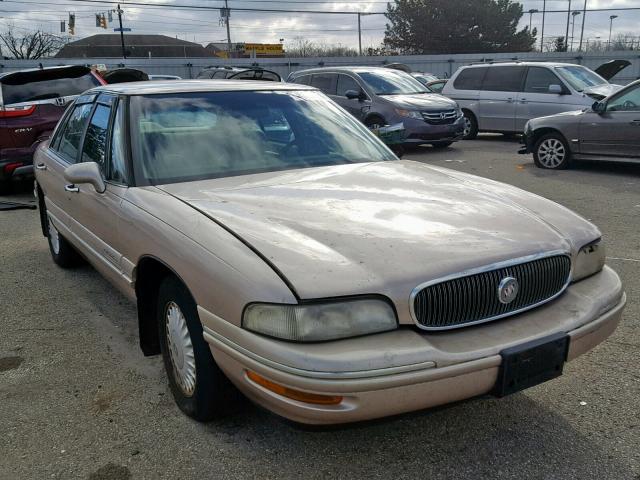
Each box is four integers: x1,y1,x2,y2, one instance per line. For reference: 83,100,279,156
357,13,362,56
528,9,538,32
117,4,126,59
578,0,587,52
224,0,231,56
608,15,618,51
564,0,571,52
570,11,581,51
540,0,546,52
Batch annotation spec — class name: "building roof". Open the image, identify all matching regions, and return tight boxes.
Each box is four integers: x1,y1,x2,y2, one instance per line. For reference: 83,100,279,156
56,34,214,58
90,79,315,96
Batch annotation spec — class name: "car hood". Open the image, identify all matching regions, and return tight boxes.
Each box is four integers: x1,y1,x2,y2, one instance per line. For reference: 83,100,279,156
583,83,622,100
158,161,599,302
594,59,631,81
383,93,457,110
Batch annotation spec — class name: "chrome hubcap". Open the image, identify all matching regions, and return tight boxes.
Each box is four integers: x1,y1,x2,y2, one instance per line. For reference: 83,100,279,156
165,301,196,396
48,218,60,255
538,138,566,168
463,116,472,137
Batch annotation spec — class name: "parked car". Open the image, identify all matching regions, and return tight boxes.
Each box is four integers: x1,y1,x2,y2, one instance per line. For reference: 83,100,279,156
411,72,440,85
288,67,465,148
197,66,281,81
0,65,104,193
442,61,629,140
425,79,448,94
148,74,182,80
520,79,640,169
34,80,625,425
100,68,149,84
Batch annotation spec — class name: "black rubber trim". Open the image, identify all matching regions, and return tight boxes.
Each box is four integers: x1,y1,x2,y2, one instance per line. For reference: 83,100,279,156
160,189,301,301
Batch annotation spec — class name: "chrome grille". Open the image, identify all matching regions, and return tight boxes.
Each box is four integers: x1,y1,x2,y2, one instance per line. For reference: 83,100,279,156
422,109,458,125
412,255,571,330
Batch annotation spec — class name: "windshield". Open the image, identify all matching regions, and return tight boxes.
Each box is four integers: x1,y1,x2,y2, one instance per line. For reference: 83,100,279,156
555,66,608,92
358,70,429,95
130,90,396,185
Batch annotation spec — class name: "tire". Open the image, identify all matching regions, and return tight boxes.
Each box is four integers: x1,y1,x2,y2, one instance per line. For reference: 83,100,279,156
157,275,238,422
462,111,478,140
431,141,453,149
42,200,83,268
533,133,571,170
364,115,386,129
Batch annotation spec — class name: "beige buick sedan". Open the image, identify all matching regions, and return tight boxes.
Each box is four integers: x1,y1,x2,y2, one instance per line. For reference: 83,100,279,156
33,81,625,425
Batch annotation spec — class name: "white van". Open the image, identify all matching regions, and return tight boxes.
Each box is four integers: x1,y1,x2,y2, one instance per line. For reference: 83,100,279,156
441,61,628,139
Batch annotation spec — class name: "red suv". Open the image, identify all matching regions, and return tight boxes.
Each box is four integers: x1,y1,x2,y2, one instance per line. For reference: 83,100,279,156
0,65,104,193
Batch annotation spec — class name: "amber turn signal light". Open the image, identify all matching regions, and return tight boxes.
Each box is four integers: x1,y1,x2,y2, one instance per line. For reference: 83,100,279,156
246,370,343,406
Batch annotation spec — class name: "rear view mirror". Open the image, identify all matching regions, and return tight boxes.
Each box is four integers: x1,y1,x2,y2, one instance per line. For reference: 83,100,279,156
345,89,362,100
64,162,106,194
592,101,606,114
548,84,563,94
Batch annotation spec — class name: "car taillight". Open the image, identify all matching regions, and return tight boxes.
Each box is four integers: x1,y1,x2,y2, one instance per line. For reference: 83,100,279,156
0,105,36,118
3,162,23,174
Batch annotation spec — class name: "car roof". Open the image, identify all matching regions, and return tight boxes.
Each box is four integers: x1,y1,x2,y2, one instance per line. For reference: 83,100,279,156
461,61,586,69
89,79,315,96
290,66,404,75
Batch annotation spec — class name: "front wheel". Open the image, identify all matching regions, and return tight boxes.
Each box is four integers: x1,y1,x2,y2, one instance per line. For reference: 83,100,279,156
41,199,83,268
462,111,478,140
533,133,571,169
157,276,238,422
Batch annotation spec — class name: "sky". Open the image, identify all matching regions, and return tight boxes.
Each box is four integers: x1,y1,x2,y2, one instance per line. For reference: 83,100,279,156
1,0,639,52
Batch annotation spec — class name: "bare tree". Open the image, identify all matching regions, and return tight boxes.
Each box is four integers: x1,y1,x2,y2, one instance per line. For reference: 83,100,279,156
0,27,66,59
286,36,358,57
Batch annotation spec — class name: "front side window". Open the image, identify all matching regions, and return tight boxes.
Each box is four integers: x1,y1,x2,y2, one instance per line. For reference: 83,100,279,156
482,66,526,92
555,66,607,92
56,103,93,163
336,75,361,97
524,67,564,93
358,70,428,95
129,90,395,186
81,104,111,167
311,74,337,95
607,84,640,112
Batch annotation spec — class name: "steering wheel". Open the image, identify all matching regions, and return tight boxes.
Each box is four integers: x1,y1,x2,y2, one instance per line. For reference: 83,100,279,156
283,134,330,156
622,100,637,110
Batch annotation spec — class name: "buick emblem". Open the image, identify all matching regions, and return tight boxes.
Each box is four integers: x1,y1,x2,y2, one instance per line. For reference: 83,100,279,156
498,276,519,304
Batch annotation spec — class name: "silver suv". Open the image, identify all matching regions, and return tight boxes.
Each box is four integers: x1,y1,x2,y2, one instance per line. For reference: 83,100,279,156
287,67,465,148
442,62,623,139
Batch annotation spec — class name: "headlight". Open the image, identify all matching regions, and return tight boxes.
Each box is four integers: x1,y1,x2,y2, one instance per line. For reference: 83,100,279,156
394,108,423,120
573,238,605,282
243,298,397,342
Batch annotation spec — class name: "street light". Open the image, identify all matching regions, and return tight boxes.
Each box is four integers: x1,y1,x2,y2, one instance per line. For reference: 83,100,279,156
608,14,618,51
570,11,581,51
528,8,539,31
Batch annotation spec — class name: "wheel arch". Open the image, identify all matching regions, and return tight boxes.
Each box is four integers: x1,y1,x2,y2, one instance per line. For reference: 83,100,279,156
363,112,386,126
531,127,572,151
134,255,194,356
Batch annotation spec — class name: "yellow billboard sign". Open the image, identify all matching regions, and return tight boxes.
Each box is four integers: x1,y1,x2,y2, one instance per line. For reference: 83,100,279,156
243,43,284,55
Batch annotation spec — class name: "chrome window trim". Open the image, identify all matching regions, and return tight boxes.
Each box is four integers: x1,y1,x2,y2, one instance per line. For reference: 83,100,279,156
409,250,572,331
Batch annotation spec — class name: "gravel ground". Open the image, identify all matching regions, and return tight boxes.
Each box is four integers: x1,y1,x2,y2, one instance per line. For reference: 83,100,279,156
1,136,638,480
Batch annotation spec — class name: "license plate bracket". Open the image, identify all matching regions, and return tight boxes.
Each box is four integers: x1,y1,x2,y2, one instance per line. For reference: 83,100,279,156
494,332,569,397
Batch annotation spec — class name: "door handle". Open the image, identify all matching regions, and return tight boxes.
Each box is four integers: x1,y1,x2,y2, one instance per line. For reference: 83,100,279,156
506,98,514,103
519,99,528,104
64,184,79,193
35,163,47,170
630,120,640,126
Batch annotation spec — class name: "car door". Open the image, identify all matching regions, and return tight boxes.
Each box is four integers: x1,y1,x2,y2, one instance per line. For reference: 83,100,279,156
515,67,571,132
64,93,132,284
334,74,369,119
38,96,95,235
479,66,526,132
579,82,640,158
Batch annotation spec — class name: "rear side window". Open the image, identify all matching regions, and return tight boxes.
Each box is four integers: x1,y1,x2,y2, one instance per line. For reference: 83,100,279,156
56,103,93,163
482,66,526,92
453,67,487,90
81,104,111,167
311,74,337,95
524,67,564,93
213,71,228,79
291,74,311,86
1,73,100,106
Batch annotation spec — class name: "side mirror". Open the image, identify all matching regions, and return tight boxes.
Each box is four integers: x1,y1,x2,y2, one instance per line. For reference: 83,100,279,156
592,101,606,114
548,84,563,95
345,89,362,100
64,162,106,194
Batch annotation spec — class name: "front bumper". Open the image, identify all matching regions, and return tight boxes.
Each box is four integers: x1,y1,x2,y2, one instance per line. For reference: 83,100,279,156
0,147,36,182
401,116,466,144
200,266,624,425
518,127,535,155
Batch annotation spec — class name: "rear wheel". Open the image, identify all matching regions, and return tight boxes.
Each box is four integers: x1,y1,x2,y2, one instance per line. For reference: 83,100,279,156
157,275,238,422
462,111,478,140
533,133,571,169
431,141,453,149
